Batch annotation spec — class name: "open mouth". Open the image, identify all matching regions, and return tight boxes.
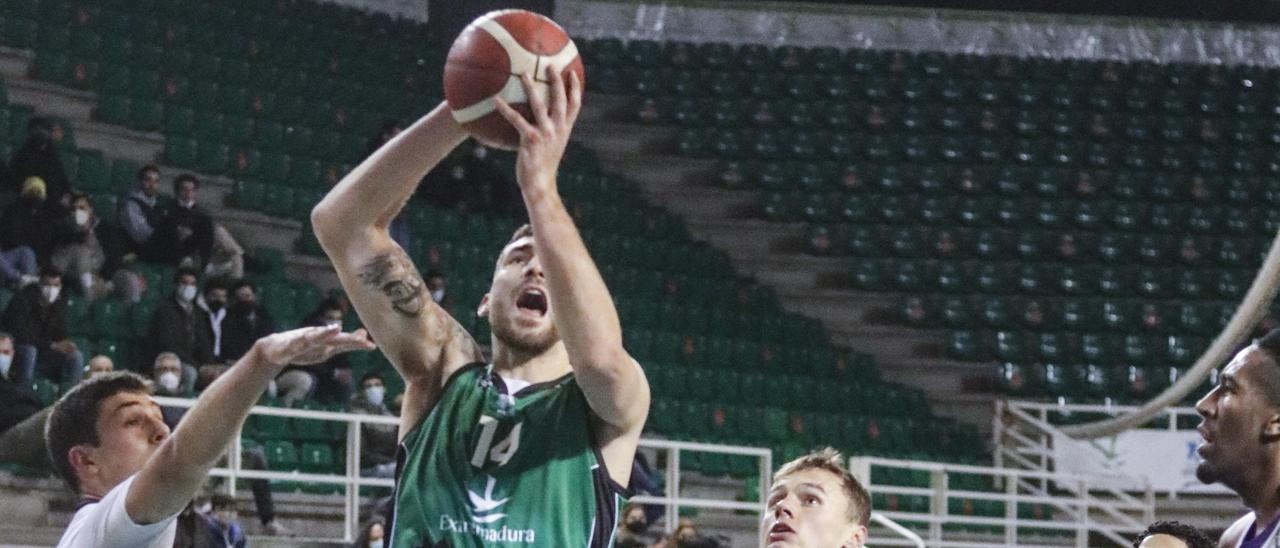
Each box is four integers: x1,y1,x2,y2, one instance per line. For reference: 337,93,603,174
516,287,548,316
767,522,794,541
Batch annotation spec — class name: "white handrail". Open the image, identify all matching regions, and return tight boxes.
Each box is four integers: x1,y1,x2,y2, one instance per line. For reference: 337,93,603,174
872,511,926,548
852,455,1152,547
151,396,773,542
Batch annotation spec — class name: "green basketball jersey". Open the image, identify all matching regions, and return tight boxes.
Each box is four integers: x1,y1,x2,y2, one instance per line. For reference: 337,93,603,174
390,363,629,547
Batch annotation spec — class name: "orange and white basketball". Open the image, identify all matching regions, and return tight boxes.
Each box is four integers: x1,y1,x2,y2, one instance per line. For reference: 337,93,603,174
443,10,586,150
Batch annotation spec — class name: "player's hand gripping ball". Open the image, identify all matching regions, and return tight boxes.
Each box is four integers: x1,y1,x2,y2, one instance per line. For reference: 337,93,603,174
444,10,586,150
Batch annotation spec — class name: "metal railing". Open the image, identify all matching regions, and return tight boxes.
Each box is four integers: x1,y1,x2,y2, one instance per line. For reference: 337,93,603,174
850,456,1154,547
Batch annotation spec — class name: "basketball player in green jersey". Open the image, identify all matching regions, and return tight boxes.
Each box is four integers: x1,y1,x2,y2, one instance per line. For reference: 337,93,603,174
313,65,650,546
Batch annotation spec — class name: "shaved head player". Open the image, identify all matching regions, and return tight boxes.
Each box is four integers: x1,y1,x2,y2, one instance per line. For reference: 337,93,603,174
312,66,650,546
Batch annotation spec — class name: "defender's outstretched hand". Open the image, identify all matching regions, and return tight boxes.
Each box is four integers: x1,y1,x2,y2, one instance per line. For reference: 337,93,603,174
255,325,376,366
493,65,582,201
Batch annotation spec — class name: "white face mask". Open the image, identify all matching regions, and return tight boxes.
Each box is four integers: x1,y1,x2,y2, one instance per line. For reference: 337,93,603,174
158,371,180,393
431,289,445,303
41,285,60,304
178,284,197,302
364,386,385,407
368,540,384,548
0,354,11,379
325,319,342,329
73,209,90,226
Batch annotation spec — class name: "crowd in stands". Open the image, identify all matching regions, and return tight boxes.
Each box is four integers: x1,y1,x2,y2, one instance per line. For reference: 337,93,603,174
0,113,469,541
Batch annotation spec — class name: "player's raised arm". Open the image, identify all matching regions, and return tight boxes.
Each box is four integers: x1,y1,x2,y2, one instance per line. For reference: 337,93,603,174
311,105,484,439
126,326,374,524
494,68,650,450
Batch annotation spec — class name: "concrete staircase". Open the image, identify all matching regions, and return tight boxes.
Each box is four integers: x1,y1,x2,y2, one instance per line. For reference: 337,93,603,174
574,95,1000,434
0,47,341,294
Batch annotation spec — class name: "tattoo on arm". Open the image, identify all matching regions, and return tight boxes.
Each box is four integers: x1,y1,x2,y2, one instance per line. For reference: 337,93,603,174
358,250,427,317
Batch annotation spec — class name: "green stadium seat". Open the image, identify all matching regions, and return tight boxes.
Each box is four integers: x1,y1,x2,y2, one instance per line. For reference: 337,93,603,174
129,99,164,132
264,440,300,471
164,137,198,168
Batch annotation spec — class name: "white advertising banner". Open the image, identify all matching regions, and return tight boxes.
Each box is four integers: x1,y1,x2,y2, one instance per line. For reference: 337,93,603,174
1053,430,1231,495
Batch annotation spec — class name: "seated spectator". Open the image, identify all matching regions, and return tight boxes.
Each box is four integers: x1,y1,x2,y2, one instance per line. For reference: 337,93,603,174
203,493,248,547
51,192,142,302
220,280,276,362
1,177,59,262
147,267,213,392
117,163,165,260
155,173,215,269
424,269,451,311
198,279,230,362
348,372,397,478
0,331,40,436
84,354,114,380
0,243,36,290
151,352,193,428
276,299,354,405
0,266,83,388
206,224,245,281
7,116,71,208
354,517,386,548
615,502,658,548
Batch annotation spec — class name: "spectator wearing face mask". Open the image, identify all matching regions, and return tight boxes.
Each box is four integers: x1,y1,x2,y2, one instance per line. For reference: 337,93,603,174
147,268,213,393
275,299,354,405
219,280,276,362
348,372,397,478
197,279,230,362
1,266,83,388
51,192,142,302
423,269,451,312
353,517,386,548
0,331,40,436
615,503,657,548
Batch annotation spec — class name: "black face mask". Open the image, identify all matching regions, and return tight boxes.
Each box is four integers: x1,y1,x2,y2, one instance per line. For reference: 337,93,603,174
624,520,646,534
231,300,254,314
207,300,225,312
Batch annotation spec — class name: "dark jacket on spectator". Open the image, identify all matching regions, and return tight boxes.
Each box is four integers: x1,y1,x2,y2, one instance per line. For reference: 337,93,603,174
0,378,41,434
155,201,215,267
1,283,68,351
220,303,275,362
147,295,215,373
0,196,58,259
8,133,70,205
348,395,398,467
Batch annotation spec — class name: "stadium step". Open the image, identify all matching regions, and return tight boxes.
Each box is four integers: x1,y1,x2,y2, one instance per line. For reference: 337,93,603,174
579,89,1003,433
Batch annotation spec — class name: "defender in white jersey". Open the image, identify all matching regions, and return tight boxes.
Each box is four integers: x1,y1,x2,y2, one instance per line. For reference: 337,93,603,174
1194,329,1280,548
45,326,372,547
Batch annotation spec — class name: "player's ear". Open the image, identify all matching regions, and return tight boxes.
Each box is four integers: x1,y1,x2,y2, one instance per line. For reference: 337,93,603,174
69,445,97,479
476,293,490,318
844,524,868,548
